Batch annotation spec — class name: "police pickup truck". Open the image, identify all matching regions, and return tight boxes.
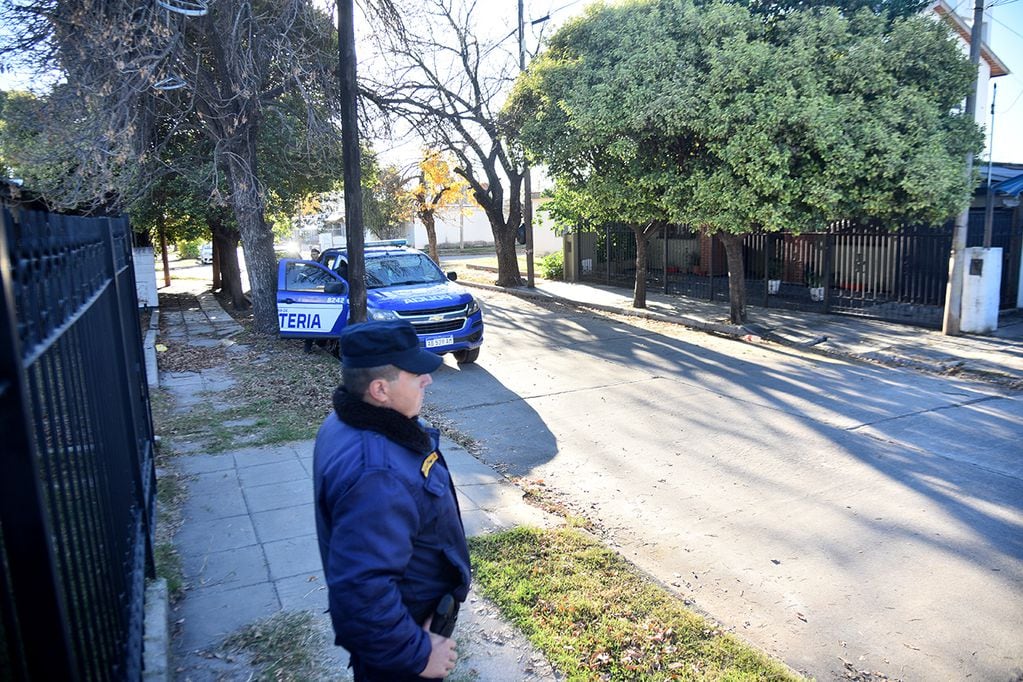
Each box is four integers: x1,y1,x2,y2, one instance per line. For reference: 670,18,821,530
276,241,483,364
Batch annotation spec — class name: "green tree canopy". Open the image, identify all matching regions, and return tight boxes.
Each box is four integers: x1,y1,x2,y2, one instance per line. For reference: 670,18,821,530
508,0,980,321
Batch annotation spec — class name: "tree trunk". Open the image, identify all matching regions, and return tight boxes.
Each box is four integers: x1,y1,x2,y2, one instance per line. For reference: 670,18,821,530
158,222,171,288
493,224,521,286
421,209,440,264
223,125,278,333
211,237,222,292
719,232,747,324
211,218,246,310
458,169,522,287
631,225,650,309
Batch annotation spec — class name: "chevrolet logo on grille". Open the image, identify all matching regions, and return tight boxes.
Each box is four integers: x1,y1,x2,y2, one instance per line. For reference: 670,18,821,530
428,314,447,322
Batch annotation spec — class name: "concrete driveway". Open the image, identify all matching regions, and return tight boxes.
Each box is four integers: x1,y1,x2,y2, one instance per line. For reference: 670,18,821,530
428,289,1023,681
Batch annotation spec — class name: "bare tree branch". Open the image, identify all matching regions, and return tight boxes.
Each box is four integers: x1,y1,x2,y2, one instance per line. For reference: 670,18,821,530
362,0,526,286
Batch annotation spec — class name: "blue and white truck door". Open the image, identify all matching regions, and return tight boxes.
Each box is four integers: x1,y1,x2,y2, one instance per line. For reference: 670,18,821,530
275,259,350,338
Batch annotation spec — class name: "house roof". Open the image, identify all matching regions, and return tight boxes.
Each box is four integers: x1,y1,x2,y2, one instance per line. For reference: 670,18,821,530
978,163,1023,196
931,0,1010,78
993,173,1023,197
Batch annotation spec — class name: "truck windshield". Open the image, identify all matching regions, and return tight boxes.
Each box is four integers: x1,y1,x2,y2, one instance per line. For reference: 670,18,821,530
365,253,446,289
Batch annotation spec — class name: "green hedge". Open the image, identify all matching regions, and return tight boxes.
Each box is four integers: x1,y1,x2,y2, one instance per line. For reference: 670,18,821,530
176,239,203,260
539,251,564,281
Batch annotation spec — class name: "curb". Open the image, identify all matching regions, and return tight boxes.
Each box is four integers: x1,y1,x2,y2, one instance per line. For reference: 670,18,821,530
143,578,170,681
460,280,1023,389
144,308,160,389
462,279,770,340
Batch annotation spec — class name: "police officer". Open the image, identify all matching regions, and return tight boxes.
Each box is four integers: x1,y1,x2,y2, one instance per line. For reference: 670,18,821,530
313,320,470,680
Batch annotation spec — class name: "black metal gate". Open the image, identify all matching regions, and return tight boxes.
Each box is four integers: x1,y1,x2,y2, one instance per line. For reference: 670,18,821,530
0,206,156,680
575,214,1021,328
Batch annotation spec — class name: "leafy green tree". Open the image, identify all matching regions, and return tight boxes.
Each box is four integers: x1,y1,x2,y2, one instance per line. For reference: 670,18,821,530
732,0,929,22
1,0,344,334
509,0,979,322
363,162,415,241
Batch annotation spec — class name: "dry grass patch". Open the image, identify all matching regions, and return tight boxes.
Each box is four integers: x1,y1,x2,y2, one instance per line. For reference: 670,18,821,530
221,611,330,681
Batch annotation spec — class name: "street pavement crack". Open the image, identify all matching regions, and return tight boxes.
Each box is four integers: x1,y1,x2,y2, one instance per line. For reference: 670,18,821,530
844,393,1004,431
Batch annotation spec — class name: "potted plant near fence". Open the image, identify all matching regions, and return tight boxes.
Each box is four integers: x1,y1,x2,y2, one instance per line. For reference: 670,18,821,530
806,271,825,301
768,258,782,295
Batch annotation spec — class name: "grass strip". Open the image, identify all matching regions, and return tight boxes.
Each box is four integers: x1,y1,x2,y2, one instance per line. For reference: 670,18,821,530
153,323,339,452
470,527,801,681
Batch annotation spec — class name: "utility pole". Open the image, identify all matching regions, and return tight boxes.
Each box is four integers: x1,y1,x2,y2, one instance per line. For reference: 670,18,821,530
983,83,997,248
519,0,535,288
942,0,985,336
338,0,366,321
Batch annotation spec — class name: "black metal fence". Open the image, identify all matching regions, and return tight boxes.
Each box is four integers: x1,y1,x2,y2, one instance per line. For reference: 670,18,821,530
0,206,156,680
576,208,1021,328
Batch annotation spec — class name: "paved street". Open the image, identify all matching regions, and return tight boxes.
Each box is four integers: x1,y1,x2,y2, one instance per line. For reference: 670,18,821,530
428,288,1023,681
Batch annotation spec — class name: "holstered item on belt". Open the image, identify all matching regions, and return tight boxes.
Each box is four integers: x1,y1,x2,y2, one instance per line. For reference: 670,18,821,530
428,593,458,638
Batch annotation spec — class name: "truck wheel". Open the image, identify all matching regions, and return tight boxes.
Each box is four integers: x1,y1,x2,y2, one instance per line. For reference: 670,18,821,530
454,347,480,364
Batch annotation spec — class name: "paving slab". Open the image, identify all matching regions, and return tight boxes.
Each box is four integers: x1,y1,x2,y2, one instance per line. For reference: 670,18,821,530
236,459,309,488
173,582,280,654
251,505,315,543
177,453,235,475
233,444,303,467
174,514,258,554
262,534,323,582
181,545,270,595
242,478,312,513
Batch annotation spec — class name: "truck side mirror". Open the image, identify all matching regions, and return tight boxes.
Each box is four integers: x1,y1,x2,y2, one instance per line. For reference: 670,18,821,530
447,272,458,282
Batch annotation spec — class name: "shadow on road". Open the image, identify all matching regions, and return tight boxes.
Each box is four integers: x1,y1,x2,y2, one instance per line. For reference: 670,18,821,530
428,290,1023,680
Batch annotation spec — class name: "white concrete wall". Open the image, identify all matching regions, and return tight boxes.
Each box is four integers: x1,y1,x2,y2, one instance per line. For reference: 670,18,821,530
411,203,562,256
961,247,1002,333
133,247,159,307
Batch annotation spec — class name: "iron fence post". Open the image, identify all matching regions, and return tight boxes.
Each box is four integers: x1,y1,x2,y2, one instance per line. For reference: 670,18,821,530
708,234,715,301
605,223,611,285
100,218,153,680
0,208,78,679
824,231,833,312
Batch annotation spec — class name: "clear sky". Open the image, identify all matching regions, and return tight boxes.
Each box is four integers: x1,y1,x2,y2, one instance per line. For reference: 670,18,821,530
974,0,1023,164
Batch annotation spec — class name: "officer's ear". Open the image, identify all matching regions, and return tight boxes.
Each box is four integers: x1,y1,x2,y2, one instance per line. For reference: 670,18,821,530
365,377,391,405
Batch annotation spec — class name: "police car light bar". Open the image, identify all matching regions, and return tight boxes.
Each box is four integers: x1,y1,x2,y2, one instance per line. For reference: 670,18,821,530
364,239,408,247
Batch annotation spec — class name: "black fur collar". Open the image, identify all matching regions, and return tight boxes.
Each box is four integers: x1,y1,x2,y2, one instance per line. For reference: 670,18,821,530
332,386,433,455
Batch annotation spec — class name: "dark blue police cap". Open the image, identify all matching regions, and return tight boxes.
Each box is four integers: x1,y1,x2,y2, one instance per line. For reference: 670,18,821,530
340,320,442,374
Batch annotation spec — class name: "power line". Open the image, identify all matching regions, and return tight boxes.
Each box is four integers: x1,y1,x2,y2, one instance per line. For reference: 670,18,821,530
989,13,1023,40
547,0,588,16
998,86,1023,113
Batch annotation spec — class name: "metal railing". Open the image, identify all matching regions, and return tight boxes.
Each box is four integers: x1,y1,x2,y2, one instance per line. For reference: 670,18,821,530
575,210,1020,328
1,206,156,680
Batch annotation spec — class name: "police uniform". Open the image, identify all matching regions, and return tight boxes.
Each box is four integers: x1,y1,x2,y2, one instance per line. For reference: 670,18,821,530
313,321,471,680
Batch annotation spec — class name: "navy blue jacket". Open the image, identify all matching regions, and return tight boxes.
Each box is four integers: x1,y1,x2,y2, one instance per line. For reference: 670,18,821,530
313,389,471,676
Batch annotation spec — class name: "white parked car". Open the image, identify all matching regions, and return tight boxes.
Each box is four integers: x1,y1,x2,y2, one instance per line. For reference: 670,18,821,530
199,243,213,264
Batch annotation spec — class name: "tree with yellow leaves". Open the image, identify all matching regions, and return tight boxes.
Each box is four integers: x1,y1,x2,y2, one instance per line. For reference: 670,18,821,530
409,151,472,264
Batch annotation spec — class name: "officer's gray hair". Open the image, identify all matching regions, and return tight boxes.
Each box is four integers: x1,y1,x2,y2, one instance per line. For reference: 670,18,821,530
343,364,400,398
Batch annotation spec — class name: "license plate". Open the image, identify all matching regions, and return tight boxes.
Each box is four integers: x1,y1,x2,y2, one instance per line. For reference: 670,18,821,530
425,335,453,348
